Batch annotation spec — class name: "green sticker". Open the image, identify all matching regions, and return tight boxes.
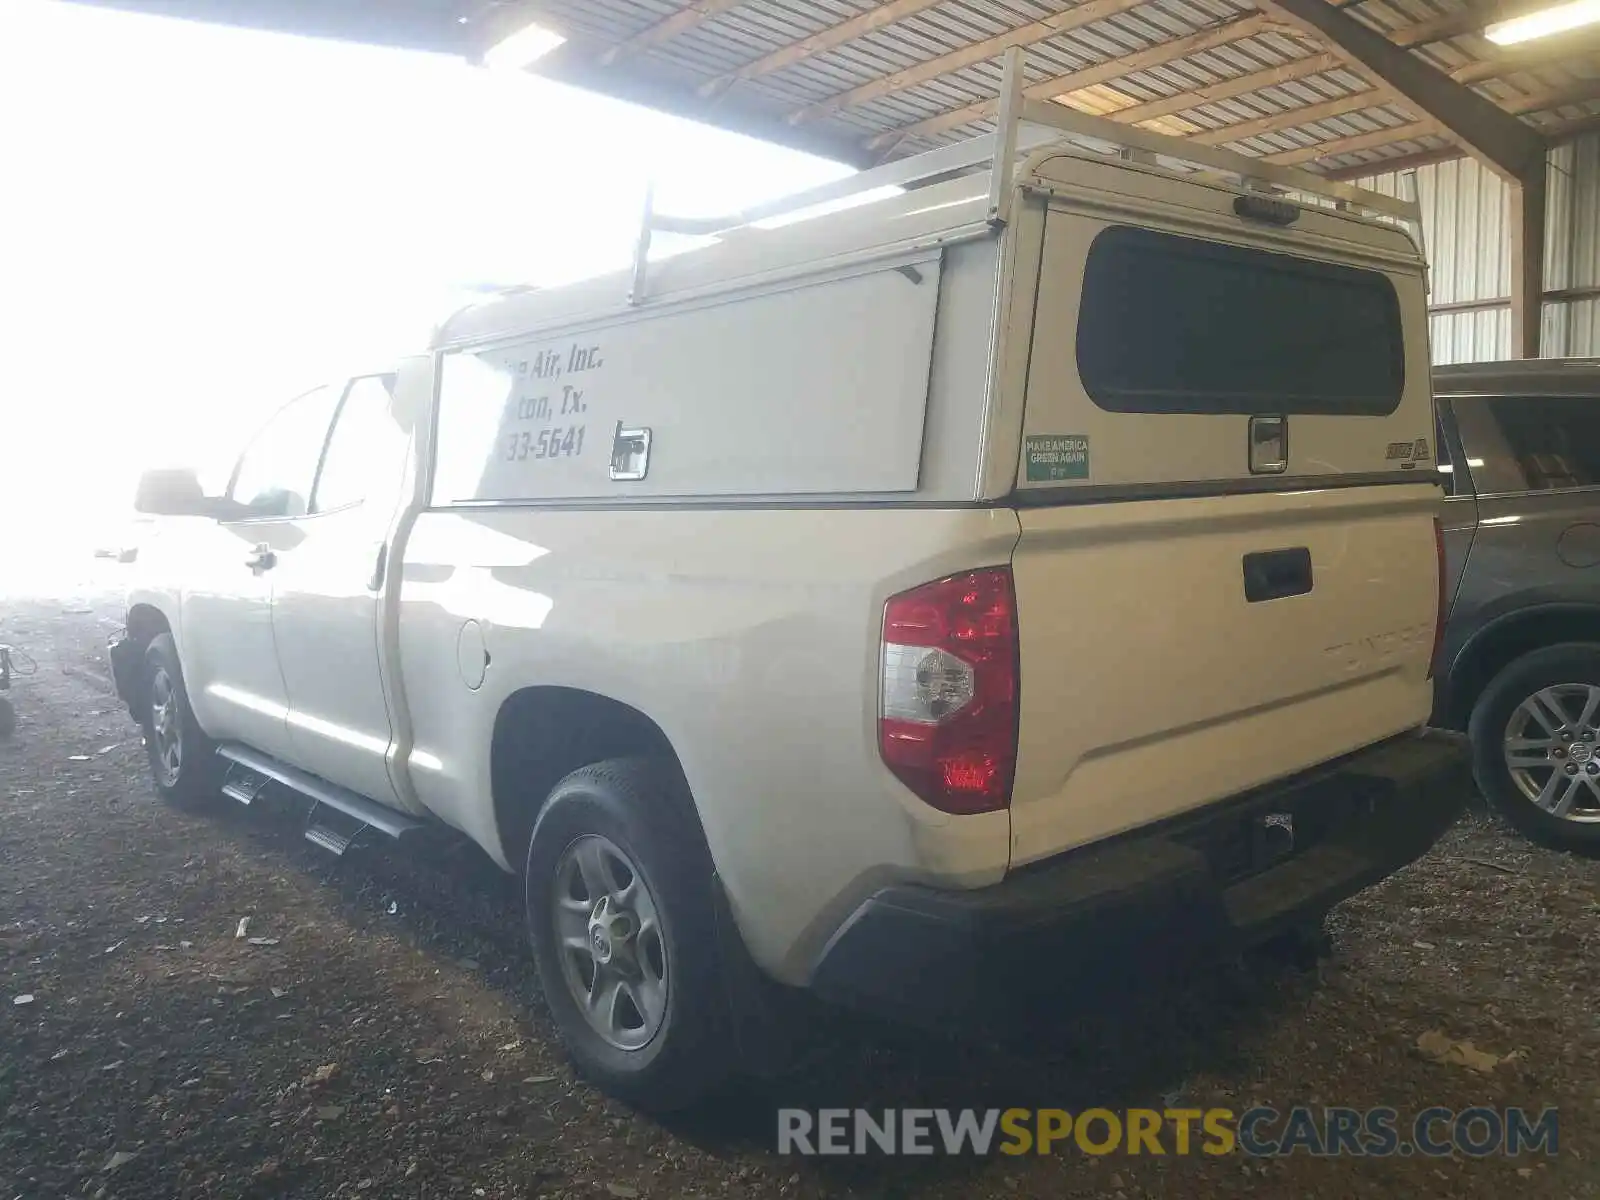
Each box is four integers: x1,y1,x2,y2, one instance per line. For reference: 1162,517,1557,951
1025,434,1089,482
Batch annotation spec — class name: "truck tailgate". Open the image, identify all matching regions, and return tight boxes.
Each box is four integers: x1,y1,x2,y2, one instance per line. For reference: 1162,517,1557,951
1008,483,1441,866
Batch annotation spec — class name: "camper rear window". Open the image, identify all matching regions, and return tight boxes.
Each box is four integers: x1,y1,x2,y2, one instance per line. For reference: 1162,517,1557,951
1076,226,1404,416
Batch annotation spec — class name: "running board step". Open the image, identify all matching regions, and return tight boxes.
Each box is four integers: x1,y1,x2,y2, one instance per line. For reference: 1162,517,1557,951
303,800,369,857
304,822,358,856
220,764,271,806
215,743,423,841
221,780,260,805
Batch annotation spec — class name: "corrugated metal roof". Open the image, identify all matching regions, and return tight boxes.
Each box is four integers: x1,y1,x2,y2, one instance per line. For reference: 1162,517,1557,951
606,0,1597,168
73,0,1600,172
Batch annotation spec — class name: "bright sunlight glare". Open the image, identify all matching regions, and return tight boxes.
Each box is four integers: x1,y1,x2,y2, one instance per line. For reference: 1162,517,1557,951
0,1,857,595
482,21,567,70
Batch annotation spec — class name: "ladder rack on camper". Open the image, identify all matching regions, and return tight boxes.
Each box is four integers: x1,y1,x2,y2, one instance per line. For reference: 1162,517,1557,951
629,46,1422,305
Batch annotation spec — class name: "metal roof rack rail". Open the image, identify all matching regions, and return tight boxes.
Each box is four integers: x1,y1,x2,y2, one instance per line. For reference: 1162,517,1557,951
628,46,1422,305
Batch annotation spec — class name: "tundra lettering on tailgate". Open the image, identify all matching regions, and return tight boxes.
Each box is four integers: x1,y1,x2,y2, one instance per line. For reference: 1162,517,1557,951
1323,623,1432,674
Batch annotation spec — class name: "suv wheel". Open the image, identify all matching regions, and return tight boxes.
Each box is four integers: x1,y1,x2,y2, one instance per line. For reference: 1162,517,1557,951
523,758,733,1110
1469,643,1600,851
141,634,220,807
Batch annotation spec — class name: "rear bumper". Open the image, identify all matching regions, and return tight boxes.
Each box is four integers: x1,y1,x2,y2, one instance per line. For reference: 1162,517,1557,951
809,729,1468,1022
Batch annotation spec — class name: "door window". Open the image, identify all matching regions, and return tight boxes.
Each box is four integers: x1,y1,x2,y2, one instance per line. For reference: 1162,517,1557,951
229,386,340,518
1458,396,1600,494
312,374,408,513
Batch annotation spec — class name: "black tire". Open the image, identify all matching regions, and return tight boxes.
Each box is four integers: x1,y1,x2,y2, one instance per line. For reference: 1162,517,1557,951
141,633,220,807
1469,642,1600,851
524,758,733,1110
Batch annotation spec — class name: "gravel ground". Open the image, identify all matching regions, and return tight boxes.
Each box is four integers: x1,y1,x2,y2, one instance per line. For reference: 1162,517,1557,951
3,596,1599,1200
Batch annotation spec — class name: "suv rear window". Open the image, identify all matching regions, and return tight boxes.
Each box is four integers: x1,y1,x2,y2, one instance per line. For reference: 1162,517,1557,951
1076,226,1404,417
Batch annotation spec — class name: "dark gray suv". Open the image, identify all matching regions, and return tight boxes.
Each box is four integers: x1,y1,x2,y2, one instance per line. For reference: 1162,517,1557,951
1433,358,1600,850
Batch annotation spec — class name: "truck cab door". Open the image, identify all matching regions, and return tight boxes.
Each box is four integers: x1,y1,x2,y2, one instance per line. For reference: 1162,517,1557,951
268,371,416,808
180,385,341,760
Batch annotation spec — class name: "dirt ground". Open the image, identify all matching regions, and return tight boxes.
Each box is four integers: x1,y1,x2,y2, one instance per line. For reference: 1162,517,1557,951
3,596,1599,1200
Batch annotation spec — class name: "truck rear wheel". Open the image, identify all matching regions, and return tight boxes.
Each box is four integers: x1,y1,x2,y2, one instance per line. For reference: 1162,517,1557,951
1470,643,1600,852
523,758,733,1110
141,634,220,807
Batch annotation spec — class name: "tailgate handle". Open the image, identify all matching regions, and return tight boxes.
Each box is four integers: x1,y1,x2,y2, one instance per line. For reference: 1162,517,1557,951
1243,547,1312,603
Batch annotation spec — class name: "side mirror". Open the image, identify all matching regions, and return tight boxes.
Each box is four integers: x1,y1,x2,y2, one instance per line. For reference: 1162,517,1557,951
134,467,210,516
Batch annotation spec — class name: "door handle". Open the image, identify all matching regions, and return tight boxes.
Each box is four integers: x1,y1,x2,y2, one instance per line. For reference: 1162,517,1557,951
1243,547,1312,603
246,543,277,573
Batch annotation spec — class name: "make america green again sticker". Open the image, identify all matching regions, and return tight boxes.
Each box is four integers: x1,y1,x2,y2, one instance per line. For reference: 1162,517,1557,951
1025,434,1089,482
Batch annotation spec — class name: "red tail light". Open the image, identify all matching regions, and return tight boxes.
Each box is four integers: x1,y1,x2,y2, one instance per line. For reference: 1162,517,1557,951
879,568,1019,814
1429,516,1447,679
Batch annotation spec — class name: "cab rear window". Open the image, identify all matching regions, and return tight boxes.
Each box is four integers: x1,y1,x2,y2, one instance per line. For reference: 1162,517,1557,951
1076,226,1404,417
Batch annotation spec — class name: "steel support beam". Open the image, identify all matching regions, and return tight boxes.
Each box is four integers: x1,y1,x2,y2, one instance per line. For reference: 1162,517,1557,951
1259,0,1546,181
1510,166,1547,358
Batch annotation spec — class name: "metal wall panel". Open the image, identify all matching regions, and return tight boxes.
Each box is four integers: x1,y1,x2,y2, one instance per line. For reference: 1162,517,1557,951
1545,297,1600,358
1548,132,1600,293
1353,157,1508,307
1358,157,1511,361
1354,139,1600,363
1430,308,1508,365
1572,298,1600,357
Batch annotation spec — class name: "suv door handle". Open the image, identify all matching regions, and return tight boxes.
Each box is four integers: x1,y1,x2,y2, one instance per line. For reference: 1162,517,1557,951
246,543,277,573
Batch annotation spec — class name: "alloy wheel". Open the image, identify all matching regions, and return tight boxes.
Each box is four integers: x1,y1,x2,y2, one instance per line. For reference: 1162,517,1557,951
149,667,183,788
551,834,669,1050
1503,683,1600,823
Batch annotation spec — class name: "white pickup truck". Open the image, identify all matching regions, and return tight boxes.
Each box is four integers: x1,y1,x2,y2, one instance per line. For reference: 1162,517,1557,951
112,75,1464,1109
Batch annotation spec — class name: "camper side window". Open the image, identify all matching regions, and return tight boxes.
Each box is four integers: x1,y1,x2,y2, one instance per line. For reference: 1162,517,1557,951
1076,226,1404,417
